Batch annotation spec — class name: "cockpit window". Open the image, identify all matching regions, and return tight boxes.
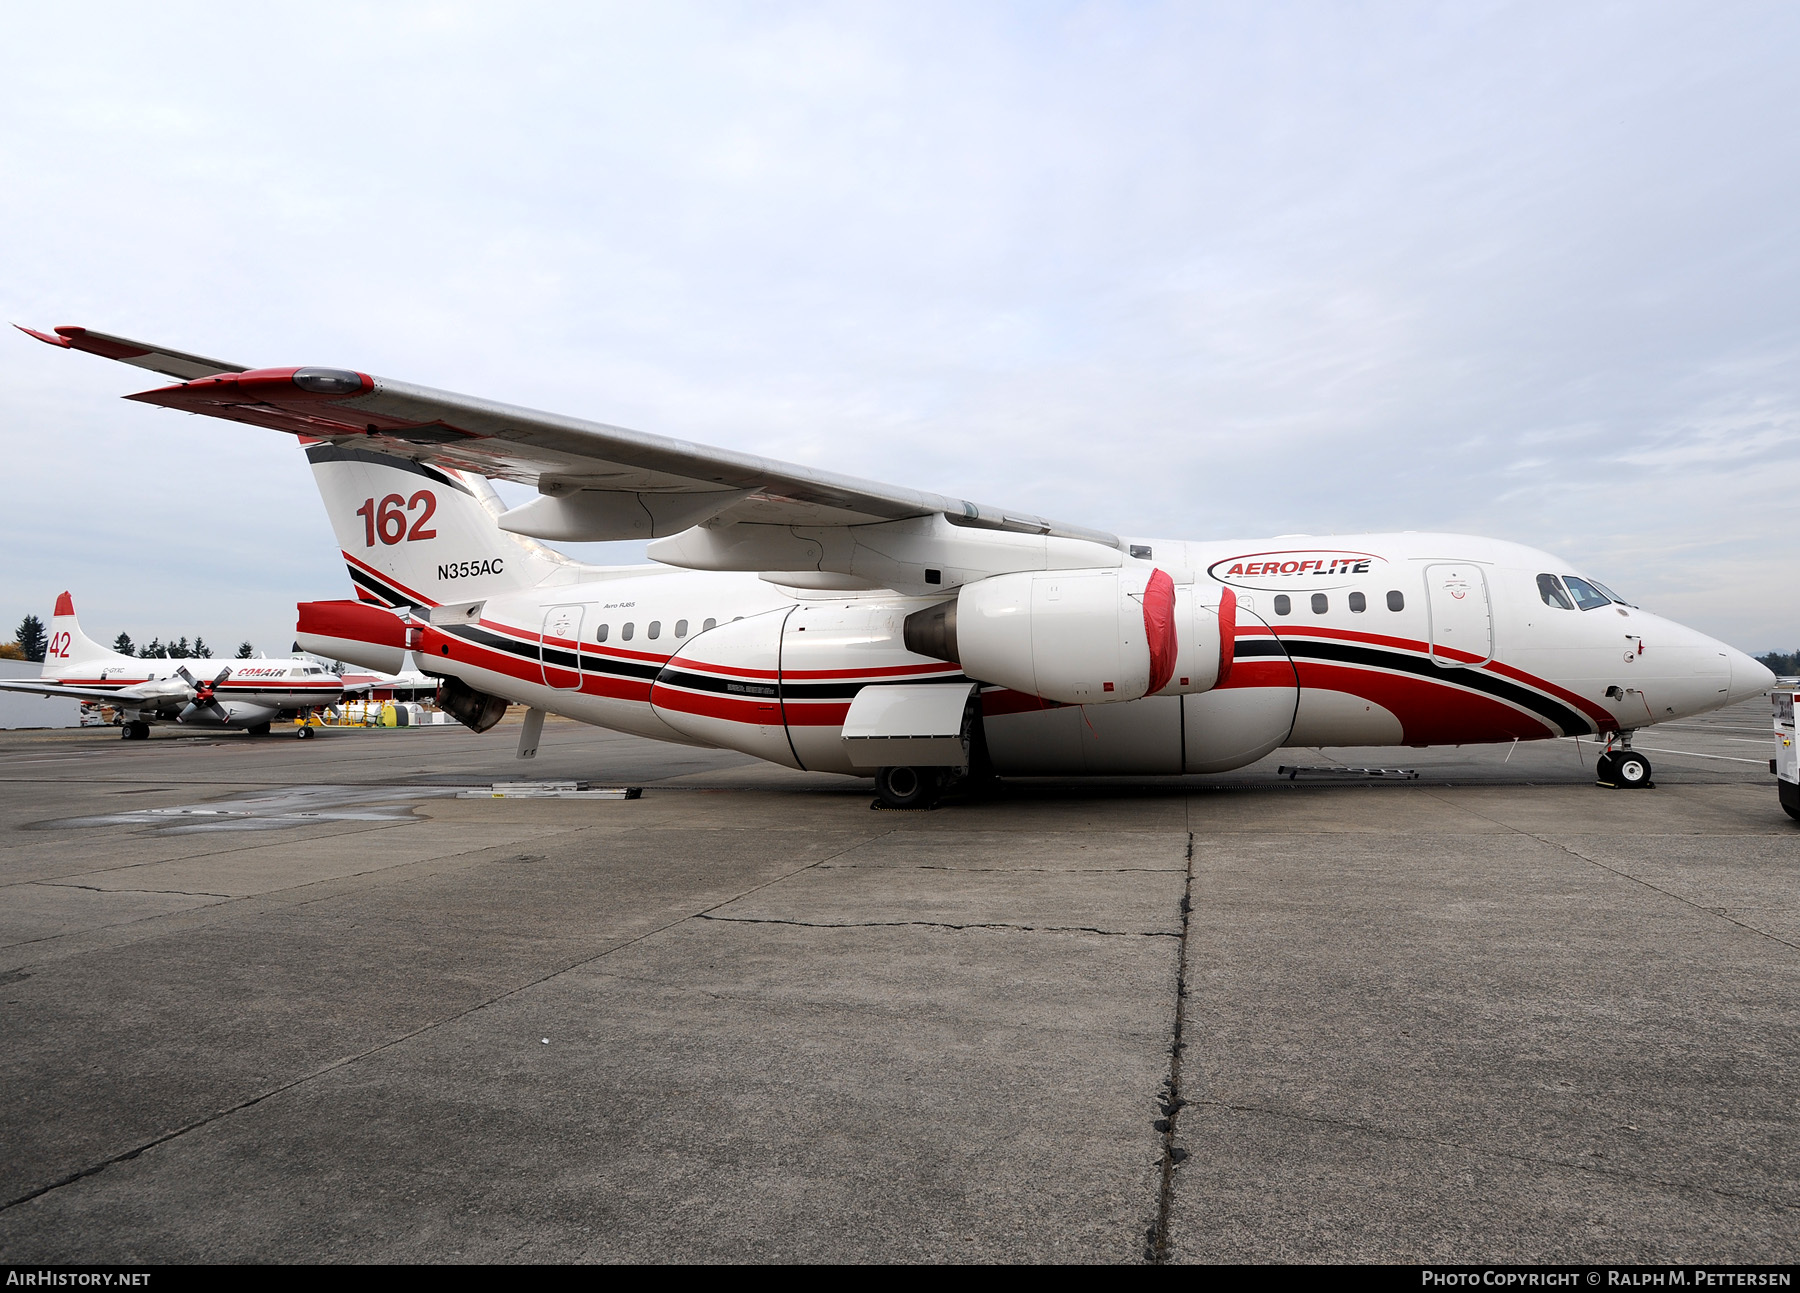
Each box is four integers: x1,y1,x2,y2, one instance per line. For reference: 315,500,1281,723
1589,579,1635,608
1536,573,1574,610
1563,576,1612,612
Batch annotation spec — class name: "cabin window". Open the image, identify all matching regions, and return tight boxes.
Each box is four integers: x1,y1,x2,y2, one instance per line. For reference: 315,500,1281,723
1348,592,1366,613
1563,576,1611,612
1311,593,1328,614
648,621,662,640
1272,594,1291,616
595,624,608,642
1537,573,1575,610
622,622,634,641
1386,590,1405,612
675,619,689,637
704,618,717,631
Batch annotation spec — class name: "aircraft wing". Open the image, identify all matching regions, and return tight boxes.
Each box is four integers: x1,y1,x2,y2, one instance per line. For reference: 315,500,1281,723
19,325,1118,549
15,325,247,381
0,679,171,705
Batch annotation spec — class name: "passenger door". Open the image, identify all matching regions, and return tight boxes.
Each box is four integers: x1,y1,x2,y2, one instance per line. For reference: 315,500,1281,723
1424,564,1492,667
540,604,586,690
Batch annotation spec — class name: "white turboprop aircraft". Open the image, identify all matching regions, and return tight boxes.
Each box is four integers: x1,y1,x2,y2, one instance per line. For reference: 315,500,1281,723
22,324,1774,803
0,591,354,739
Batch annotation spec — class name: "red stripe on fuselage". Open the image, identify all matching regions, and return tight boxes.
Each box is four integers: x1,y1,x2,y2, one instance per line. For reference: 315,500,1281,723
648,686,782,725
1266,623,1614,727
1291,659,1556,743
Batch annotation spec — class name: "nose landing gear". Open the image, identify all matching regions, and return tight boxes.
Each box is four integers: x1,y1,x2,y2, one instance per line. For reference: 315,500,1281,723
1596,733,1654,789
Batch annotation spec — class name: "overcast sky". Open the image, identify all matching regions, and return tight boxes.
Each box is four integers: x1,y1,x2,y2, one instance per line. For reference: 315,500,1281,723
2,2,1795,655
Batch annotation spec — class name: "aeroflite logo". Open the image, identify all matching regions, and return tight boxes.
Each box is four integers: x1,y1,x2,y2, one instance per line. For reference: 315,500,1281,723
1207,549,1388,591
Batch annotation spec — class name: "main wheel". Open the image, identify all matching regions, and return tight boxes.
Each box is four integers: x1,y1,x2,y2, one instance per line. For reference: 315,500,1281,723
1615,752,1652,788
122,721,150,741
295,726,316,740
874,766,939,810
1594,751,1620,785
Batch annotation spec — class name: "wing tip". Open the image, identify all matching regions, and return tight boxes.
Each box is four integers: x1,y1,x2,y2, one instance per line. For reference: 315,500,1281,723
15,324,71,349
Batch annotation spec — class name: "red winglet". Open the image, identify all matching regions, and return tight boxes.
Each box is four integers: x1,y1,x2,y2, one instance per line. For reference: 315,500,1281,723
15,325,71,349
51,326,153,360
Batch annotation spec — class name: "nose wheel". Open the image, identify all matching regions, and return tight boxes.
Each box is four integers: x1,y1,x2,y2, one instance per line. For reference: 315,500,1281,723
1596,746,1654,789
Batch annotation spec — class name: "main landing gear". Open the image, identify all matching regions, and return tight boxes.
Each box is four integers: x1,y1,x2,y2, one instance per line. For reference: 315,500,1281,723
120,721,150,741
874,765,941,810
1595,733,1653,789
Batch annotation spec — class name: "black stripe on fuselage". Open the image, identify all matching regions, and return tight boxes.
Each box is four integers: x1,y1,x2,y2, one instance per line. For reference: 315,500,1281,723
442,623,663,683
306,443,473,495
1276,635,1595,736
652,667,968,701
1232,638,1288,659
444,622,966,701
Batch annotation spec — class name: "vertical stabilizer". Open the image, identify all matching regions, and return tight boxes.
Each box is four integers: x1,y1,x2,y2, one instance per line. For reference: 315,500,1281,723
302,443,566,609
43,592,134,677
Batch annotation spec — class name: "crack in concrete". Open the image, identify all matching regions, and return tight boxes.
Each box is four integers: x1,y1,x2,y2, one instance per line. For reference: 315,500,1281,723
1536,836,1800,956
1421,787,1800,955
31,882,233,899
1185,1098,1800,1213
695,913,1176,938
818,863,1183,874
0,825,597,963
0,816,421,891
1146,831,1196,1263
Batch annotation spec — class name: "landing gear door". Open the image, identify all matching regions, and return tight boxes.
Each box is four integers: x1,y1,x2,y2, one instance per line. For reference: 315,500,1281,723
1424,564,1492,667
540,604,586,690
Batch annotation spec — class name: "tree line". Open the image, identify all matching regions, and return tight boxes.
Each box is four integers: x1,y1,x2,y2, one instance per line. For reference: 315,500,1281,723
1758,651,1799,678
5,615,253,663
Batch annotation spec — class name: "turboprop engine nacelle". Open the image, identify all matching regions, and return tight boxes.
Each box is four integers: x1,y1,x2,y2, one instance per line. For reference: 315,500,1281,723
906,568,1223,706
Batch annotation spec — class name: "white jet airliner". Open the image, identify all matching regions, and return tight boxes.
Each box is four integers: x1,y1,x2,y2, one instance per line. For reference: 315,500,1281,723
21,325,1773,803
0,592,354,739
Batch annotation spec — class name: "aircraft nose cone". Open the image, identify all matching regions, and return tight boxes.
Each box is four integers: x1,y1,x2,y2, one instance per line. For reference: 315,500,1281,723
1727,647,1777,705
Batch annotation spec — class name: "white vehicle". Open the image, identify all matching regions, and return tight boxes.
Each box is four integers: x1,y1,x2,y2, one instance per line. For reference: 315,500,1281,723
23,324,1775,803
0,592,356,740
1775,692,1798,822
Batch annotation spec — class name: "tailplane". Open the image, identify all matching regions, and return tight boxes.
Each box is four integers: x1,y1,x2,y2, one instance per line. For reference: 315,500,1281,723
303,442,567,610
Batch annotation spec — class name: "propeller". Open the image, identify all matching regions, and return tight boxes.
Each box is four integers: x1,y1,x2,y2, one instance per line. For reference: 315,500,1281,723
176,664,232,724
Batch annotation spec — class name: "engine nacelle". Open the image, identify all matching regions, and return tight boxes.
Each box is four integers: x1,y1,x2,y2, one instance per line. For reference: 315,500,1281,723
909,568,1222,706
435,673,510,733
